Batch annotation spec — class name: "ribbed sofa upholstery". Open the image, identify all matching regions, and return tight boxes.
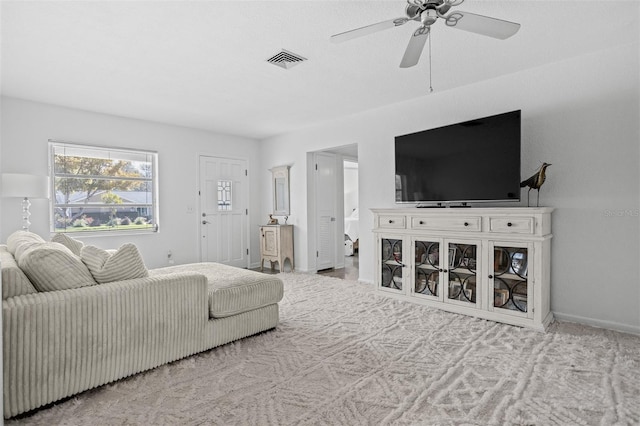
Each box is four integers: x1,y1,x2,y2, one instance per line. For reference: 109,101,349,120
2,235,283,419
151,262,285,318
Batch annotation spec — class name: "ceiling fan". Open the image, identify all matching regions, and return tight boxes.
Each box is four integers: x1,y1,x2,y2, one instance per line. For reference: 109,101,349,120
330,0,521,69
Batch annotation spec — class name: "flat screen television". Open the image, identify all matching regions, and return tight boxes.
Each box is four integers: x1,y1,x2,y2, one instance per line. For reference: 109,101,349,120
395,110,521,204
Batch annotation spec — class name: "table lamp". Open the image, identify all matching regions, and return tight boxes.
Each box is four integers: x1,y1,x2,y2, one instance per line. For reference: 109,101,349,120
1,173,50,231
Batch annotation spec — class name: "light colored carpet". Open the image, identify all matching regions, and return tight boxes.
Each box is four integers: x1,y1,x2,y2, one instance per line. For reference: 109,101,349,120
8,273,640,425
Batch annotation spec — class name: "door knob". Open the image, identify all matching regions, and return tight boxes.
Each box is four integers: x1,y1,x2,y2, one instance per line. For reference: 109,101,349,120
202,220,210,225
202,213,207,217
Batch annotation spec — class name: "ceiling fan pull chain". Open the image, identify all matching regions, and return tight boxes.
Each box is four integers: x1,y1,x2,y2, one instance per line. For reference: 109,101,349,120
428,29,434,93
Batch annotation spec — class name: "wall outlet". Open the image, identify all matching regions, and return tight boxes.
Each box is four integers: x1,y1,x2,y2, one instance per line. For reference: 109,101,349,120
167,250,174,264
186,205,195,214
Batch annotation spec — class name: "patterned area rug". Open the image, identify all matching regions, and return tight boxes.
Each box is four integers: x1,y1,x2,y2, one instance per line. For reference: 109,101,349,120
9,273,640,425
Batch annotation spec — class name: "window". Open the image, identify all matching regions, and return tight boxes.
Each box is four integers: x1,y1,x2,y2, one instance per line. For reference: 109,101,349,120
49,141,158,234
218,180,232,211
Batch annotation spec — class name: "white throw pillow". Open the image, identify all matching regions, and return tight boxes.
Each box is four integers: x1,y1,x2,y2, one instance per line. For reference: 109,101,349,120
51,233,85,256
6,230,45,260
81,243,148,284
18,242,97,292
0,245,37,299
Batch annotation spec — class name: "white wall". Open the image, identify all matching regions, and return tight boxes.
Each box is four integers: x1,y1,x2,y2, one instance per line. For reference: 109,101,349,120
0,97,263,269
260,42,640,334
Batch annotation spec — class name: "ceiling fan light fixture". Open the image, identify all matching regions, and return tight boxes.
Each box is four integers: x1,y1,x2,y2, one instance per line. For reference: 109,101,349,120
405,4,422,19
421,9,439,26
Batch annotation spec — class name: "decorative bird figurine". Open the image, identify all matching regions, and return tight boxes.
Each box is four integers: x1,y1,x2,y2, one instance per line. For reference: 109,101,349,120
520,163,551,207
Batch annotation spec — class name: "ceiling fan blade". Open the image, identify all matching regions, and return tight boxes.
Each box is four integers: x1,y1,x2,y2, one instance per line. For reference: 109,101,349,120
445,11,520,39
400,26,429,68
331,17,410,43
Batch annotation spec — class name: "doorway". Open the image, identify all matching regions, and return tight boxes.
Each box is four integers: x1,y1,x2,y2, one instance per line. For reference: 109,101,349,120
343,158,359,258
199,155,248,268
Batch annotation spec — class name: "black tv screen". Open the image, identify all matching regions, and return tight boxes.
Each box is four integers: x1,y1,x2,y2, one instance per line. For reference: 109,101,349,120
395,110,521,204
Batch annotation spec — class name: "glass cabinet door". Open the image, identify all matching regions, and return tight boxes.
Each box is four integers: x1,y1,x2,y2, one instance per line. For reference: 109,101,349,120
445,242,478,307
491,245,530,315
381,238,404,292
414,240,441,299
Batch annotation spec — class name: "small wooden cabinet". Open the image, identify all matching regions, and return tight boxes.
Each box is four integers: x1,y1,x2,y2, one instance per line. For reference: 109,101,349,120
260,225,294,272
373,208,553,331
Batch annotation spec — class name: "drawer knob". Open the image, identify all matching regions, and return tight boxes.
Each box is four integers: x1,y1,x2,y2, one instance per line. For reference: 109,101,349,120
388,220,393,224
419,220,424,225
488,274,494,279
464,222,469,227
507,222,513,227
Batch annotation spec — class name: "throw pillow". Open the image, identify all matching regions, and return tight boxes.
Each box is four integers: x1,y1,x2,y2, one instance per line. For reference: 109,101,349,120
51,233,84,256
6,230,45,258
18,242,97,292
80,243,148,284
0,245,38,299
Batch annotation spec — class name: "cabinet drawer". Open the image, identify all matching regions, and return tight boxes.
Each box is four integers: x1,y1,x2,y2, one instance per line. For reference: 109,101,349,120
410,216,481,232
378,215,406,229
489,217,534,234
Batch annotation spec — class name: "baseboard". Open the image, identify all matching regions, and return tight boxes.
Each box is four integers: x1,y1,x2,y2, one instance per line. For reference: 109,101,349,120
553,312,640,336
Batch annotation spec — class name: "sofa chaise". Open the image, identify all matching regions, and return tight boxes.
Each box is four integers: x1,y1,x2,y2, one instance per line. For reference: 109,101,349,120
1,231,284,419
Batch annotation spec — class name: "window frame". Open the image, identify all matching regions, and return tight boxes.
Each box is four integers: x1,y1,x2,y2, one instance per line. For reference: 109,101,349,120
48,140,159,235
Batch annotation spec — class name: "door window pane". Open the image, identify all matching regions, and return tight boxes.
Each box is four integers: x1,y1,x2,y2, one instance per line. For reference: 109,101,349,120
218,180,232,211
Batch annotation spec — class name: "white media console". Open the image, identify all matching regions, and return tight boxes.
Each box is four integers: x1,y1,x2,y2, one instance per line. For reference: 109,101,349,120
372,207,553,331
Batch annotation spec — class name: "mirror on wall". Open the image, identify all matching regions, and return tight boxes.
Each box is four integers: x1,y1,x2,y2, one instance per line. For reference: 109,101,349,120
271,165,290,216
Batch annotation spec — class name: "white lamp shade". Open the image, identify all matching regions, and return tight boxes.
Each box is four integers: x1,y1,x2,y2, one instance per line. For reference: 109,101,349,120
1,173,50,199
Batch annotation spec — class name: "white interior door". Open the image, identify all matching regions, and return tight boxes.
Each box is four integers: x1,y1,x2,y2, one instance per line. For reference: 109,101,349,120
199,155,248,268
315,152,337,271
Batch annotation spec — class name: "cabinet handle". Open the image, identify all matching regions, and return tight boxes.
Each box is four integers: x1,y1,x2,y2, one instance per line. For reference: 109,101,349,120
388,220,394,224
443,269,448,273
507,222,513,227
419,220,424,225
439,268,443,273
464,222,469,227
488,274,494,279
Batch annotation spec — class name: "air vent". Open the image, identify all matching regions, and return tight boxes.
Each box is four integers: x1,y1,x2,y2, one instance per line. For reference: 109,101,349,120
266,49,307,69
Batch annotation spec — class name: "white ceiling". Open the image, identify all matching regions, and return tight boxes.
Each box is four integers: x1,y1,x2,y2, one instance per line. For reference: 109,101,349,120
1,1,637,140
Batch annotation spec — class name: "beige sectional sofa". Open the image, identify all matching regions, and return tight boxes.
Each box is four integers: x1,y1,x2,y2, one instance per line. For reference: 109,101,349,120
1,231,284,418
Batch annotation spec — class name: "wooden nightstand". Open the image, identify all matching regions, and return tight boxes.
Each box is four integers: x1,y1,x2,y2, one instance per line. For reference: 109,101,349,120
260,224,294,272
